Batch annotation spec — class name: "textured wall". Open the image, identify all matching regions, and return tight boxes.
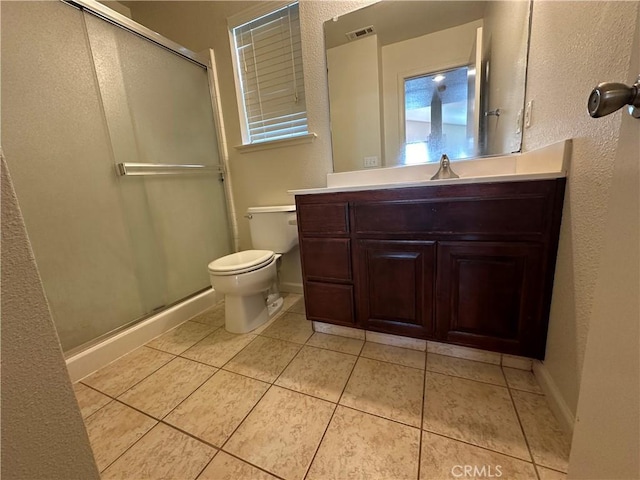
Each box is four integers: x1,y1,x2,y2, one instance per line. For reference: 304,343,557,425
523,0,638,415
567,7,639,477
1,156,100,480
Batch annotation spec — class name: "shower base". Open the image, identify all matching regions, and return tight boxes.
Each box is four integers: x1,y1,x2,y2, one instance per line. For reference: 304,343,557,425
66,288,218,382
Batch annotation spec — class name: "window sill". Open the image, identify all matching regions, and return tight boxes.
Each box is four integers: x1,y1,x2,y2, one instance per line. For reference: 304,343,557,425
234,133,317,154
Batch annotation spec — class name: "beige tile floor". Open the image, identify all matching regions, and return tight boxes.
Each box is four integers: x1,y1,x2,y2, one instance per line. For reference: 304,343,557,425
74,294,571,480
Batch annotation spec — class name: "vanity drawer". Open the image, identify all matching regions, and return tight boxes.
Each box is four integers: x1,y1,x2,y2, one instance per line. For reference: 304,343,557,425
353,195,548,238
304,281,355,325
297,202,349,235
301,238,351,281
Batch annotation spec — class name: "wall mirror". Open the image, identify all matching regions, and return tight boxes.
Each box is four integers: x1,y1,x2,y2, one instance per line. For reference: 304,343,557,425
324,1,531,172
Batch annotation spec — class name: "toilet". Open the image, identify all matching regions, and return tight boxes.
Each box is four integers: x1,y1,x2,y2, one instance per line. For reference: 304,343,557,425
207,205,298,333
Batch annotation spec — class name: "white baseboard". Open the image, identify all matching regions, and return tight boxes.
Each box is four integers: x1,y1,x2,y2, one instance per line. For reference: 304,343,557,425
280,282,303,294
66,289,217,383
533,360,576,435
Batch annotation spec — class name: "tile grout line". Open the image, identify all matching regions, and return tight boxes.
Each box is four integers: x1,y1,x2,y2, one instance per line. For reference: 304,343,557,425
259,331,312,387
221,332,309,379
113,381,284,480
356,354,426,373
417,349,428,480
96,411,160,475
119,354,214,414
301,397,339,479
180,328,259,364
428,350,503,367
155,417,286,480
424,368,509,389
80,348,177,408
79,302,280,478
316,341,426,428
301,344,361,480
213,325,314,474
152,367,220,423
104,381,476,472
192,298,301,480
502,365,541,480
76,382,119,422
193,450,218,480
419,426,541,466
360,352,426,371
303,332,364,357
205,450,288,480
81,356,221,475
143,327,222,356
215,384,278,466
501,369,546,396
172,304,310,375
83,297,551,479
81,340,534,449
336,402,424,432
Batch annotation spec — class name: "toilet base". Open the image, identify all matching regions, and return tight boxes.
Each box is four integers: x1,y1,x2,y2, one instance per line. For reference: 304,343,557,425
267,294,284,318
224,291,285,334
224,293,270,334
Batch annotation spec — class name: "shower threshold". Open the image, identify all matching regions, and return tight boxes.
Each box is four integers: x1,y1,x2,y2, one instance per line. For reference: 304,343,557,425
65,288,218,382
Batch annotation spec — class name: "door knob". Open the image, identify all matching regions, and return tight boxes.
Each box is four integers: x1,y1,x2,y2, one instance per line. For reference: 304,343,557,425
588,76,640,119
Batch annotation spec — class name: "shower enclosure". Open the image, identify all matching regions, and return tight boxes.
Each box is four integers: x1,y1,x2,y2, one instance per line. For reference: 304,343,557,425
1,1,232,354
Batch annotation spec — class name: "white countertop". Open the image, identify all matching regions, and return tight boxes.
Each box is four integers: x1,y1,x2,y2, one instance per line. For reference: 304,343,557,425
288,140,571,196
289,171,566,195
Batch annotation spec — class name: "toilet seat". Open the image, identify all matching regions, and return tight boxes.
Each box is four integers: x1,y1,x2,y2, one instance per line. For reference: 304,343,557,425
208,250,275,276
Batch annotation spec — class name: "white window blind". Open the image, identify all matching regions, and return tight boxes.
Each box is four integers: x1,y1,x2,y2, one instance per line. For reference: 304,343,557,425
232,2,308,144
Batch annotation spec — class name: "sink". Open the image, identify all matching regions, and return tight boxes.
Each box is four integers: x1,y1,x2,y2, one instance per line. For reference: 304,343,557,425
288,140,571,195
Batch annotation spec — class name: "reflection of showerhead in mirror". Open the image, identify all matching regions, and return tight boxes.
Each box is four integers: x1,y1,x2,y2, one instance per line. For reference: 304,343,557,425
588,80,640,118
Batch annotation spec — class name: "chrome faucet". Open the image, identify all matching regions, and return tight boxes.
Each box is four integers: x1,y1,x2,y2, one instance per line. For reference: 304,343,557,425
430,154,459,180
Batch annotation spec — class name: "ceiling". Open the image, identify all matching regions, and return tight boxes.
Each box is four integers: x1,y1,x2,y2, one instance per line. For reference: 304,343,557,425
324,0,487,50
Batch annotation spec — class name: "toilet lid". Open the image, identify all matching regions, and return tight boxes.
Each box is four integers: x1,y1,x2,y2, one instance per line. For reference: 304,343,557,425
208,250,275,275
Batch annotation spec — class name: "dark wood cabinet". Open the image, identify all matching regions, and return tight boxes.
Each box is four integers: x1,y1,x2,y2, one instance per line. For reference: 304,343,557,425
295,179,565,359
304,281,355,326
356,240,435,338
436,241,544,358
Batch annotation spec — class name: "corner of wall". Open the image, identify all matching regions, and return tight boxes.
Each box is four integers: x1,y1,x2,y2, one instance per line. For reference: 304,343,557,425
533,360,576,435
1,154,100,480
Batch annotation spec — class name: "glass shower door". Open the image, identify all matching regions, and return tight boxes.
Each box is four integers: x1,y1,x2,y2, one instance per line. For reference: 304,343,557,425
83,12,232,317
1,0,231,353
2,1,150,352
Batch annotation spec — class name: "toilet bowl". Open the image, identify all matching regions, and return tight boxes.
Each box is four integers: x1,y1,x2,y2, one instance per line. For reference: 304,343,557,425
207,205,298,334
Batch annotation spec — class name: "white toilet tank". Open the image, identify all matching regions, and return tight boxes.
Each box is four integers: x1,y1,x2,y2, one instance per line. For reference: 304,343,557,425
247,205,298,254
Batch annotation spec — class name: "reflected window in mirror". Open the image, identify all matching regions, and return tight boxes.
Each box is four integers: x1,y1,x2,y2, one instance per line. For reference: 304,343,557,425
404,66,473,165
324,1,532,173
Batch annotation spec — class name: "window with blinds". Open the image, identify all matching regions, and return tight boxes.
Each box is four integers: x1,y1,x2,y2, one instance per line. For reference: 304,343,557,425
232,2,308,145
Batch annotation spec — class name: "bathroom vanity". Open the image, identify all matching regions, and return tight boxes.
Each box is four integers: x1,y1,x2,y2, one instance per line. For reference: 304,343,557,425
294,175,566,359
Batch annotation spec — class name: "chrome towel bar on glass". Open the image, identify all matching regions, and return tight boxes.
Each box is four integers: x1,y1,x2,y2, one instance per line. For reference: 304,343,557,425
116,162,224,176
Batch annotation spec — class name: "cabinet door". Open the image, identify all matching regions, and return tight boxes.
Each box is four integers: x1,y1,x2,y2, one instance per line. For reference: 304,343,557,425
300,238,351,282
304,281,355,326
356,240,436,338
436,242,543,357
